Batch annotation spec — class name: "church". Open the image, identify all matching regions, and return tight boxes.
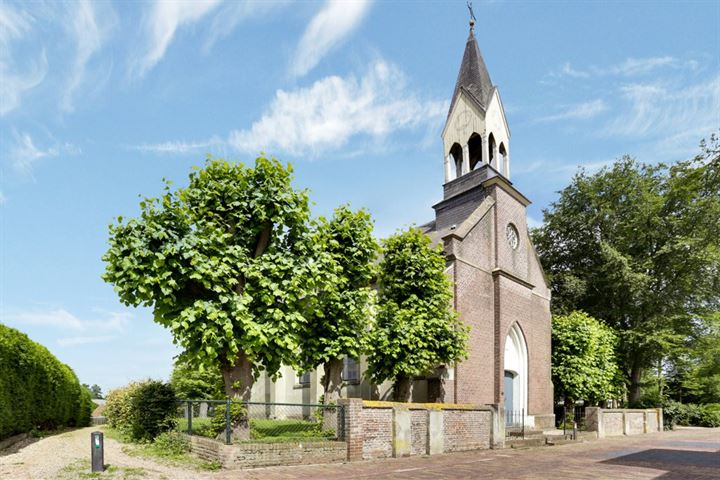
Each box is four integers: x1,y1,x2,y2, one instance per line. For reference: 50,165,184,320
251,17,555,430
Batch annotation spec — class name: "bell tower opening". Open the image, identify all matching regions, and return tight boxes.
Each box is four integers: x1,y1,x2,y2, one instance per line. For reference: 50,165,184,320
468,133,483,170
449,142,464,178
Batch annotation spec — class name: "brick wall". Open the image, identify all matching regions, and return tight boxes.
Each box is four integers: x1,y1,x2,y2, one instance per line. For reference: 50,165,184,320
585,407,663,438
443,409,491,452
361,406,393,459
188,435,346,469
410,408,428,455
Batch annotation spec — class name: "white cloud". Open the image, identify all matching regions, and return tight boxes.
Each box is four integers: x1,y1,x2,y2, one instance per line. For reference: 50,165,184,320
0,3,47,115
0,190,6,205
1,308,131,334
290,0,372,78
61,0,111,112
552,56,688,80
229,60,446,156
8,130,81,175
204,0,288,51
604,76,720,139
127,137,225,155
133,0,222,78
536,99,608,123
57,335,116,347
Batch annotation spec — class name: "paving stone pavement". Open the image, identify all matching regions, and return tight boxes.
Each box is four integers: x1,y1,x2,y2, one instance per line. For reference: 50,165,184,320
221,427,719,480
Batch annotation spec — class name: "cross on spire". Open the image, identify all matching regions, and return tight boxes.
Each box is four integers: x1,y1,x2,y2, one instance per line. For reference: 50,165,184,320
467,1,476,31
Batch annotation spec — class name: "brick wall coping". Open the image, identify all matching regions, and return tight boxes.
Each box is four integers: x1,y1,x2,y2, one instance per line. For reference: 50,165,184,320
361,400,493,411
600,408,661,413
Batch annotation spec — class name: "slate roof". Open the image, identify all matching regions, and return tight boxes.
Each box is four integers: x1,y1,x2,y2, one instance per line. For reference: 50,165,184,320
447,27,494,119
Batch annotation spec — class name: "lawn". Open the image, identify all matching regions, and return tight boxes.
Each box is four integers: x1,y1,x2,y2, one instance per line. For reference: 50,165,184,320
176,416,337,442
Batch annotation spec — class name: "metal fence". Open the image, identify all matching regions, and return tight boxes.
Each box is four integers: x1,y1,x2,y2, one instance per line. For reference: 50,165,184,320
175,400,344,445
554,404,587,438
505,408,525,438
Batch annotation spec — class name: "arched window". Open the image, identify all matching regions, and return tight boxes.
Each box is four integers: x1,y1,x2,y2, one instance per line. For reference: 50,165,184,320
468,133,483,170
499,143,507,175
488,133,497,169
449,143,463,178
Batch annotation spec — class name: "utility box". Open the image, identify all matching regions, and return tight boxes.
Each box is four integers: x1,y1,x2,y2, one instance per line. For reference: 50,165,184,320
91,431,104,472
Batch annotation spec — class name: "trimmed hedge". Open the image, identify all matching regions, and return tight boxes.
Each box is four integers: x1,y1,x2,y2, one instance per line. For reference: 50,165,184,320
0,324,92,439
105,380,177,441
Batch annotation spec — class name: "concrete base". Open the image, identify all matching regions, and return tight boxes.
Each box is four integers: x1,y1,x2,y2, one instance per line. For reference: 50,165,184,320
533,414,556,430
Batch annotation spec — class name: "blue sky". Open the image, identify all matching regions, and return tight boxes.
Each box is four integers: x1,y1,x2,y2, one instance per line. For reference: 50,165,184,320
1,0,718,393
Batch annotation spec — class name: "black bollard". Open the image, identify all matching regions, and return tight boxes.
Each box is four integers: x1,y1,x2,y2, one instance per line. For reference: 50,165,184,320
91,431,104,472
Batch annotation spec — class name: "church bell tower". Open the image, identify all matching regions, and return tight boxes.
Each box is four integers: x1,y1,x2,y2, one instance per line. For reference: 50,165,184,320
442,16,510,183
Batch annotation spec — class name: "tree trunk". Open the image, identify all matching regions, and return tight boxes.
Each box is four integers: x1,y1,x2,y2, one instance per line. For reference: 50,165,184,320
220,352,253,441
393,375,412,402
629,362,643,407
322,358,344,405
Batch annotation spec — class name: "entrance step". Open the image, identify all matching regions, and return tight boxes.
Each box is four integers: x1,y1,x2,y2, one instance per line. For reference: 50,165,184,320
506,437,545,448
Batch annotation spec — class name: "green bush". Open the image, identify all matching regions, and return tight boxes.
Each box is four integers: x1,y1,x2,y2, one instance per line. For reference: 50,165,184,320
105,380,177,441
152,431,190,455
0,324,91,439
663,401,720,428
209,402,247,438
131,381,177,441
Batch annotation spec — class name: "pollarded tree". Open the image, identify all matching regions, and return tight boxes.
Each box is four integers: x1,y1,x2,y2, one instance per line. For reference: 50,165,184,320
552,311,621,406
103,156,328,403
299,206,378,404
367,227,469,402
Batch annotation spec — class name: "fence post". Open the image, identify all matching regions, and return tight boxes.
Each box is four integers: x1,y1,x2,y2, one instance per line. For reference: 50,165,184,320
522,408,525,439
186,401,192,435
225,399,231,445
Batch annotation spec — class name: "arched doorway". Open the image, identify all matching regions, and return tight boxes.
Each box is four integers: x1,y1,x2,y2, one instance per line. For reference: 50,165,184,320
504,323,528,423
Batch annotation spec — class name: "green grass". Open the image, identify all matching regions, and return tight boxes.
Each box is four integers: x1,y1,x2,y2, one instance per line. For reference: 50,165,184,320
100,427,221,471
175,417,213,437
57,460,147,479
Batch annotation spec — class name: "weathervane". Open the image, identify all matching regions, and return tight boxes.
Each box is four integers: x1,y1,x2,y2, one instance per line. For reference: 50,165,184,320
467,1,476,31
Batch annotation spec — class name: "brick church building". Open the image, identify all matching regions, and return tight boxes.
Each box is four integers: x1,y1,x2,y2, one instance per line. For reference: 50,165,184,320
252,18,555,430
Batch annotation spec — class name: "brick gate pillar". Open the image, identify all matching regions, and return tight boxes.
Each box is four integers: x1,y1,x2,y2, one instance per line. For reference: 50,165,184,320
338,398,363,461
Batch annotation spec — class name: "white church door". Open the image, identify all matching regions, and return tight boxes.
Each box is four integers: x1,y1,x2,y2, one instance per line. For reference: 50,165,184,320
504,323,529,426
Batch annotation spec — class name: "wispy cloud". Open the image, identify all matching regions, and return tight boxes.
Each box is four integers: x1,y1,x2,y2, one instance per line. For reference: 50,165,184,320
551,56,687,80
1,308,131,334
0,3,47,115
8,130,80,176
229,60,446,156
0,190,6,206
604,76,720,139
536,99,608,123
290,0,372,78
127,137,226,155
61,0,112,112
204,0,288,51
132,0,222,78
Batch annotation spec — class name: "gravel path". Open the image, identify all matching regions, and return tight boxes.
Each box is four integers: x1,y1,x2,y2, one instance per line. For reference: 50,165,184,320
0,426,220,480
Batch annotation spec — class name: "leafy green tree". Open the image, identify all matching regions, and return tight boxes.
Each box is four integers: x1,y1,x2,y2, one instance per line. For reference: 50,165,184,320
82,384,103,399
170,358,224,400
533,137,720,405
103,156,326,402
552,311,621,405
367,227,469,402
299,206,378,404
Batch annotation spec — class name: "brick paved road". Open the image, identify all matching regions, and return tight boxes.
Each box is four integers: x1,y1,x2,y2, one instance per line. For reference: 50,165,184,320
228,427,720,480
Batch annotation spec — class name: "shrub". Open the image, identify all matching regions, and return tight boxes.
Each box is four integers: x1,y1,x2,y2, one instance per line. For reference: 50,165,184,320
131,381,177,441
152,431,190,455
663,401,720,428
0,324,91,439
698,404,720,427
209,402,247,438
105,380,177,441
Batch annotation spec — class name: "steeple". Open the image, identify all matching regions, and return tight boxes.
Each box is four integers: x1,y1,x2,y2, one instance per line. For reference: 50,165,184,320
441,14,510,184
447,20,494,119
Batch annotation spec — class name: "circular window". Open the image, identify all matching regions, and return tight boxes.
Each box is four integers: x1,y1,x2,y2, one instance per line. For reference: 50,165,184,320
506,224,519,250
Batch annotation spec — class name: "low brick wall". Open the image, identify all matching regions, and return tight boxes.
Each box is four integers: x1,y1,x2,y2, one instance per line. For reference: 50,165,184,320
586,407,663,438
188,435,346,469
338,399,499,461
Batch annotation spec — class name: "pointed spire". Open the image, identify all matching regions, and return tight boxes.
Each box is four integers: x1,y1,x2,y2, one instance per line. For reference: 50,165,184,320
447,18,494,119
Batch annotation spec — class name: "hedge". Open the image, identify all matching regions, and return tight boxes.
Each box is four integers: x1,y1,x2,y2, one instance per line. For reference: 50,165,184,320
0,324,92,439
105,380,177,441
